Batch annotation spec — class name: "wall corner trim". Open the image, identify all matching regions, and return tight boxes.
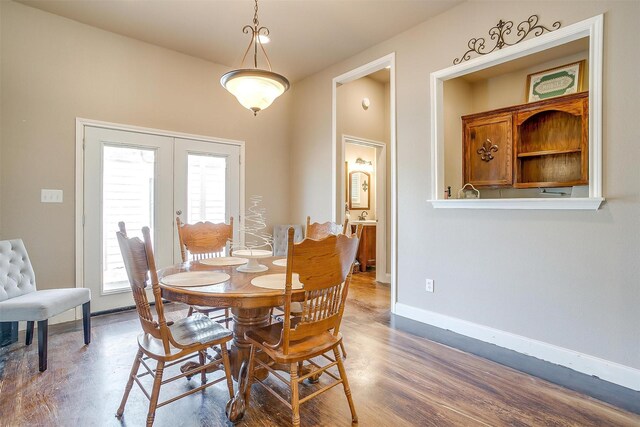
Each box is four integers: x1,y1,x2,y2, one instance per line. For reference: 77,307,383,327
395,302,640,391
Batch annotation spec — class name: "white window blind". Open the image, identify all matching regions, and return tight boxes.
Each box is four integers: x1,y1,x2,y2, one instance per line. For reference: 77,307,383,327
102,145,156,292
187,154,226,224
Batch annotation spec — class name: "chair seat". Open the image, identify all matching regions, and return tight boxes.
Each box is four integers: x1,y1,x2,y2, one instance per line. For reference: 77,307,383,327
245,322,341,364
0,288,90,321
138,313,232,360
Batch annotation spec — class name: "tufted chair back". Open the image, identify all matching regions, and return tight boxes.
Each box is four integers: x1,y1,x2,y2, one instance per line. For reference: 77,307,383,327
272,225,304,256
0,239,37,302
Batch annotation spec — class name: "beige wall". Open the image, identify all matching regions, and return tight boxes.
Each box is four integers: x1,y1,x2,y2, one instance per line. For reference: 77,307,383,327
336,75,391,274
0,2,291,291
443,78,471,195
290,0,640,371
337,76,387,219
471,51,589,112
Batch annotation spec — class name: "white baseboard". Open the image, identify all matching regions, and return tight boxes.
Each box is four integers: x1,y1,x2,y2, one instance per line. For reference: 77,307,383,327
395,303,640,391
376,272,391,284
17,310,78,331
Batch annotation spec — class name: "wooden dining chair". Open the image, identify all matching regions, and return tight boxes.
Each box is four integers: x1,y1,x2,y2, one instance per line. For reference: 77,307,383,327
302,216,355,359
115,223,234,427
176,216,233,326
244,227,361,427
305,216,349,239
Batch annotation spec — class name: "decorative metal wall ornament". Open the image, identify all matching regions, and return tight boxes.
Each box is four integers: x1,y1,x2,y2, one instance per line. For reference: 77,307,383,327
453,15,561,65
362,180,369,192
477,139,499,162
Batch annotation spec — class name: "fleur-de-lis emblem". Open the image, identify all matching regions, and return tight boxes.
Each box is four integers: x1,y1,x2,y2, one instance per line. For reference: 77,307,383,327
362,180,368,192
477,139,499,162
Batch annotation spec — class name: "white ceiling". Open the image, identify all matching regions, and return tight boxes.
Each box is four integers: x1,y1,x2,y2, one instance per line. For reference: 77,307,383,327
17,0,463,82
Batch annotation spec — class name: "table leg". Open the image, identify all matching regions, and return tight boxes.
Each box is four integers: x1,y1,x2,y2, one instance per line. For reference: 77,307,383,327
226,307,270,422
228,307,270,379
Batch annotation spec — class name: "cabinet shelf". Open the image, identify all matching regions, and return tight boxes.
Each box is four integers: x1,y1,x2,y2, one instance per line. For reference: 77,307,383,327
517,148,582,158
462,92,588,189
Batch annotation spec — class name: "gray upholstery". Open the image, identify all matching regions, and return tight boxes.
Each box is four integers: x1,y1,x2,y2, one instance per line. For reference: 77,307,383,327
272,225,304,256
0,239,36,302
0,288,91,321
0,239,91,321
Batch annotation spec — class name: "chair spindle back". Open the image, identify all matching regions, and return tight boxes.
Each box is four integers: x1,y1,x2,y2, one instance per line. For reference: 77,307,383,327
116,222,170,351
281,227,360,354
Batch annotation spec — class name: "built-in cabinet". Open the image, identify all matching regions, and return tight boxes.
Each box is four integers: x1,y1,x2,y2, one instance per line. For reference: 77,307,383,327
352,224,376,272
462,92,588,189
463,113,513,187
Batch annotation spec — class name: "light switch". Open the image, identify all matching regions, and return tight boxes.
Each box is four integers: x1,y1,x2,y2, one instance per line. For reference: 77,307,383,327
41,189,63,203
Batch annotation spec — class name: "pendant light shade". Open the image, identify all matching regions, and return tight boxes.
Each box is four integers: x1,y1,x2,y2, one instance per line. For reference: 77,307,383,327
221,69,289,114
221,0,290,115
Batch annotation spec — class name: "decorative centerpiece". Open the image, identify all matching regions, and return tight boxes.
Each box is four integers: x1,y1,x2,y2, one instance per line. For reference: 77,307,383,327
231,195,273,272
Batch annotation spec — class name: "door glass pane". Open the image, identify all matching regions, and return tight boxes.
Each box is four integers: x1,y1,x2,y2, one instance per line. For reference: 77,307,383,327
102,145,156,293
187,154,226,224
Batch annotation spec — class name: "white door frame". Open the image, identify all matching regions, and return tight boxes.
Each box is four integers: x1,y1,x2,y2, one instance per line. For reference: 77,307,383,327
75,117,245,314
331,53,397,313
342,135,388,284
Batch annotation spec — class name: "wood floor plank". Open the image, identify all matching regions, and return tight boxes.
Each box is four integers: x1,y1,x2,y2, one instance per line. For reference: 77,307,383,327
1,271,638,427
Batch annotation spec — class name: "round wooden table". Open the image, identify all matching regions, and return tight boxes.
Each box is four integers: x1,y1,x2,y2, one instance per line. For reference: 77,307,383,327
158,256,299,421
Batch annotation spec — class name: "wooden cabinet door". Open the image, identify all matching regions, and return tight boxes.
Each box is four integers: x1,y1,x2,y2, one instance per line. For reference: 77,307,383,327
463,113,513,187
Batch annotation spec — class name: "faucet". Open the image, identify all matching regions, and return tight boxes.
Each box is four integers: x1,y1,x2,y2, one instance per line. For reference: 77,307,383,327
357,211,368,221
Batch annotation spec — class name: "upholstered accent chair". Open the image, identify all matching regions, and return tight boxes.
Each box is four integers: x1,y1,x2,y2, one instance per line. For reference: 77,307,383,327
272,224,304,256
0,239,91,371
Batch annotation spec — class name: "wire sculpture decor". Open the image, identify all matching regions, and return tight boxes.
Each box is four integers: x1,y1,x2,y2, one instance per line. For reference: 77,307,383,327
453,15,561,65
231,195,273,253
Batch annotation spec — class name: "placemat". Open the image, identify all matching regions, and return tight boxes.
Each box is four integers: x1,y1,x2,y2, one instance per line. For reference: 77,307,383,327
199,257,248,267
272,258,287,267
161,271,230,287
251,273,303,290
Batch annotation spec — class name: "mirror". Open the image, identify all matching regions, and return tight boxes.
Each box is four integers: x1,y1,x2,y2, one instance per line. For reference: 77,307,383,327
429,15,603,210
349,171,370,210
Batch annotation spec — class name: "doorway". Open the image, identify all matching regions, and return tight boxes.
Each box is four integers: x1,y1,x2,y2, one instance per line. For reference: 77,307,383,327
332,53,396,311
78,120,243,312
342,136,387,283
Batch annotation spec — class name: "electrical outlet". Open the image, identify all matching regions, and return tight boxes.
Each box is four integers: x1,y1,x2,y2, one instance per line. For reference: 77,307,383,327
425,278,434,293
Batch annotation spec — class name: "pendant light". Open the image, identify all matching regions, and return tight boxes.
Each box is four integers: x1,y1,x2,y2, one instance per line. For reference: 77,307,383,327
220,0,290,115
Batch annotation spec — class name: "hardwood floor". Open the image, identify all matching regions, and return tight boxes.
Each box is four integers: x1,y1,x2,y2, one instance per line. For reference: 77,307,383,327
1,271,638,426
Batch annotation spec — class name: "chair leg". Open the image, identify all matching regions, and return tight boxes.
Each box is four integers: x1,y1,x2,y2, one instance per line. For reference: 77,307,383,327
199,351,207,385
339,341,347,359
333,347,357,423
82,302,91,345
147,360,165,427
187,306,194,317
26,321,34,345
290,362,300,427
244,344,257,403
224,308,230,328
116,349,143,418
220,343,234,399
37,320,48,372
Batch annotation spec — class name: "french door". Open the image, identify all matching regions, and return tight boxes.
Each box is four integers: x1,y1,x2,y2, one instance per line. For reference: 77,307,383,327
83,126,241,312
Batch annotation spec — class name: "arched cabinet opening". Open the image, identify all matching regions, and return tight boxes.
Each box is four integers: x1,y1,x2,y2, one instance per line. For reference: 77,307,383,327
514,92,588,188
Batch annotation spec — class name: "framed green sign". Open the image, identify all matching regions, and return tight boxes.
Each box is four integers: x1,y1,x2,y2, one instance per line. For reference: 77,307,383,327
526,60,585,102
